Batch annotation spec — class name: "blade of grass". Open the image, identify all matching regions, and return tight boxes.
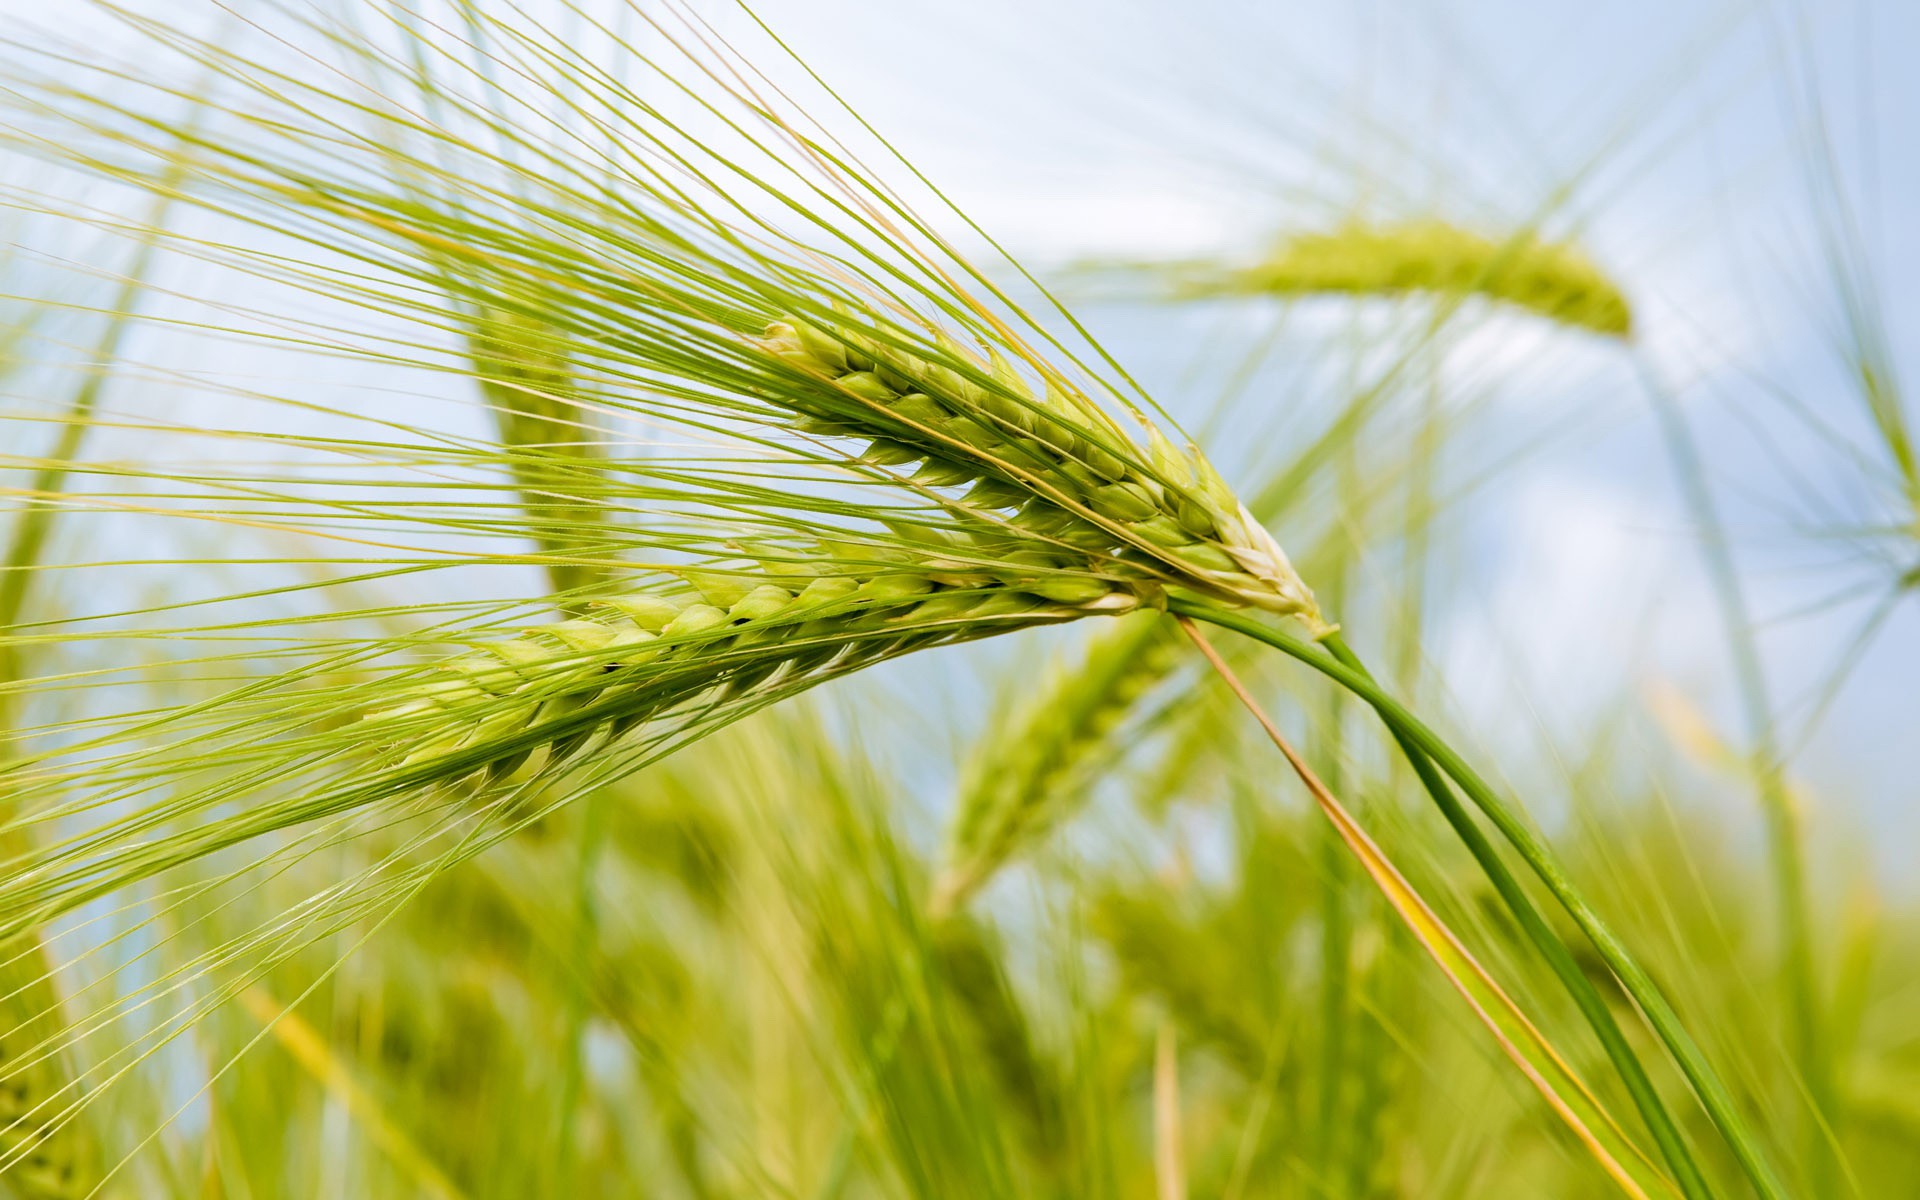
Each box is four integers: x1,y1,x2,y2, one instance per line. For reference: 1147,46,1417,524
1153,1018,1184,1200
1324,634,1716,1200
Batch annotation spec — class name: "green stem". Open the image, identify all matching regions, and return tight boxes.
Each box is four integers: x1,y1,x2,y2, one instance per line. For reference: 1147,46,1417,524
1172,598,1792,1200
1344,952,1393,1199
1322,634,1715,1200
1314,781,1351,1181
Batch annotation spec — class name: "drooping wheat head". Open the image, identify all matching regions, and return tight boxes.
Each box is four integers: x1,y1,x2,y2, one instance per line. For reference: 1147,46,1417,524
1145,219,1632,337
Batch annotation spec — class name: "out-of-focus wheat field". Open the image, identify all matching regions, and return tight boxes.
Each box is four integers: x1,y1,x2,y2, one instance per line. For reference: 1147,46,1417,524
0,2,1915,1197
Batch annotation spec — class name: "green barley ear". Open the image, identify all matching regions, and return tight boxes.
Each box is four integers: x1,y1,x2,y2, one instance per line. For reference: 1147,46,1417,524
0,9,1832,1194
353,546,1141,794
468,307,609,600
758,314,1328,632
1143,219,1632,338
1259,220,1630,336
931,613,1181,915
0,2,1353,1116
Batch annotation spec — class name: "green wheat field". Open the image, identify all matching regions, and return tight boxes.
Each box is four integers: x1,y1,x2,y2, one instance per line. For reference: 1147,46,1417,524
0,2,1915,1197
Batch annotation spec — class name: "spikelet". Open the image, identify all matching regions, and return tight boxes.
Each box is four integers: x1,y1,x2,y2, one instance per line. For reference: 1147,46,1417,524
1189,220,1632,338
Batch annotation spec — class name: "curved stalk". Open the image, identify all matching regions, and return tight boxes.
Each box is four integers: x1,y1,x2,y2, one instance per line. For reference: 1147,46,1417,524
1172,598,1791,1200
1320,636,1714,1200
1178,620,1667,1197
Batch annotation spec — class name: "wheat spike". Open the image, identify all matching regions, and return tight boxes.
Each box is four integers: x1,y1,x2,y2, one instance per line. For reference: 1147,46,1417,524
1178,220,1632,337
358,301,1339,790
759,316,1326,629
360,547,1143,786
468,307,609,600
932,613,1181,913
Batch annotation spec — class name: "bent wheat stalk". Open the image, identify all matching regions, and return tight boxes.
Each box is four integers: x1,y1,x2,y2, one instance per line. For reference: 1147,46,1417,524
1178,619,1664,1199
1178,599,1789,1200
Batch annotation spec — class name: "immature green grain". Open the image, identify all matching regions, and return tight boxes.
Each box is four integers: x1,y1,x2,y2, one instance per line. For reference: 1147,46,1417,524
362,299,1341,813
0,169,1339,969
358,550,1140,789
0,12,1723,1192
758,315,1325,628
363,298,1342,807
